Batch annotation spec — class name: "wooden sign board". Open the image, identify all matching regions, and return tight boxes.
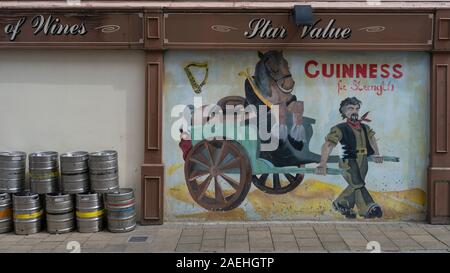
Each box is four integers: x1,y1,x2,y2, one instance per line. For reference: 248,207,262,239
163,13,434,50
0,13,144,48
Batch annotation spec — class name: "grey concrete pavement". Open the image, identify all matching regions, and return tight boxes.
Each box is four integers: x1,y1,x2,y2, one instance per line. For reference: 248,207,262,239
1,221,450,253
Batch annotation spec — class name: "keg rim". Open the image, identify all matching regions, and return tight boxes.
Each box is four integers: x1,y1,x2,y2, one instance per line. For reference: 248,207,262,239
0,192,11,200
106,188,133,196
46,193,71,198
89,150,118,158
0,151,27,159
29,151,58,159
61,151,89,159
76,192,101,198
13,191,39,198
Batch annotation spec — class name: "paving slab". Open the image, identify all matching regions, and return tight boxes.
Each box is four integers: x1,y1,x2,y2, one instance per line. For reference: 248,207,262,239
203,228,226,240
271,234,296,243
296,238,323,247
411,235,449,250
178,235,203,244
31,242,58,251
292,229,317,238
318,234,344,242
313,226,338,235
149,228,182,252
322,241,350,252
226,234,249,242
226,228,248,235
299,246,327,253
269,227,293,234
274,241,299,252
176,243,201,252
225,241,250,252
181,228,203,236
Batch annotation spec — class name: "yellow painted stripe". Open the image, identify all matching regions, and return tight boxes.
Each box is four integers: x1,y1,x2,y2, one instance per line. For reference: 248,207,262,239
76,209,104,218
29,171,59,179
14,210,43,220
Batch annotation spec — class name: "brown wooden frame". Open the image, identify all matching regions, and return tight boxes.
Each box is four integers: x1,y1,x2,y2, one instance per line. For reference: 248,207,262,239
140,8,449,225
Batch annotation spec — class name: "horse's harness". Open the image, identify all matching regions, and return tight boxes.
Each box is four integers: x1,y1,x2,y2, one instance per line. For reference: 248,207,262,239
263,58,293,89
238,69,272,109
239,59,296,109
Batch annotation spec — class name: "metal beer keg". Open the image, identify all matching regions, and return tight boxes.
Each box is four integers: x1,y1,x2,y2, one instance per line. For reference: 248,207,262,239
89,151,119,193
46,193,74,234
76,192,104,233
0,151,26,193
29,151,59,194
0,193,13,233
61,151,89,194
106,188,136,233
13,192,42,235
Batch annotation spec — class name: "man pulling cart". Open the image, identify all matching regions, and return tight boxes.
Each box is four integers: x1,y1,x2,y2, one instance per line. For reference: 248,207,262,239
316,97,399,219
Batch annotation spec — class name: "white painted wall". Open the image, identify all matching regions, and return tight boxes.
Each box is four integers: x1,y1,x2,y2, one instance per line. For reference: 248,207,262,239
0,50,145,218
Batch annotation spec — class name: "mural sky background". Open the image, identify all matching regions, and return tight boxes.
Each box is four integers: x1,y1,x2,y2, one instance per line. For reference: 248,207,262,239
162,50,429,221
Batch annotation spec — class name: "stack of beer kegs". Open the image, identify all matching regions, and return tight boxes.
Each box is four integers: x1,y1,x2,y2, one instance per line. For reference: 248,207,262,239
0,149,138,235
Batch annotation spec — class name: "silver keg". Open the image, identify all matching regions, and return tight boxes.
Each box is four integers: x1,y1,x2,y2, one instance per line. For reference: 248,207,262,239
29,151,59,194
13,192,42,235
76,192,104,233
0,193,13,234
61,151,89,194
89,150,119,193
46,193,74,234
106,188,136,233
0,151,26,193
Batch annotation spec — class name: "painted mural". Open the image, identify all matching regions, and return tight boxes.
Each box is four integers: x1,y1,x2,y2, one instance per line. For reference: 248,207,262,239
163,50,429,221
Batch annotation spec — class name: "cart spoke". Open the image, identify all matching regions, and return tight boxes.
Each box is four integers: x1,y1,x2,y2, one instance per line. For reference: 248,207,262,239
204,141,215,166
214,177,226,203
220,158,240,171
188,169,209,181
272,174,281,190
284,173,299,184
189,154,211,169
220,174,240,190
258,173,269,185
216,141,229,166
198,175,213,199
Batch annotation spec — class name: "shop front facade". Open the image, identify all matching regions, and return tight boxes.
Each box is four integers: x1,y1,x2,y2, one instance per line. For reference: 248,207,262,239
1,1,450,225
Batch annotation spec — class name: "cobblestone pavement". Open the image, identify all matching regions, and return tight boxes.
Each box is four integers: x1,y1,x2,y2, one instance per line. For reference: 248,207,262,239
1,221,450,253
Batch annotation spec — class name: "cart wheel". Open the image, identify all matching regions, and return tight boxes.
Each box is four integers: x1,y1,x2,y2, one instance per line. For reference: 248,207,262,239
184,139,252,211
252,168,305,194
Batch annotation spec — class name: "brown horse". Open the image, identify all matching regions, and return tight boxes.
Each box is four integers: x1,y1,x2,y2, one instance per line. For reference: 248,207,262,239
245,50,306,151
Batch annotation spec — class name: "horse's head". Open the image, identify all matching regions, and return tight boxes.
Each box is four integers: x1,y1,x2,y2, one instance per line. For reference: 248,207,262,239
254,50,295,94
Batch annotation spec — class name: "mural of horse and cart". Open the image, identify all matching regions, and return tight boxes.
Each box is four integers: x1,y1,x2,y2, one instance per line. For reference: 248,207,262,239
178,51,399,216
